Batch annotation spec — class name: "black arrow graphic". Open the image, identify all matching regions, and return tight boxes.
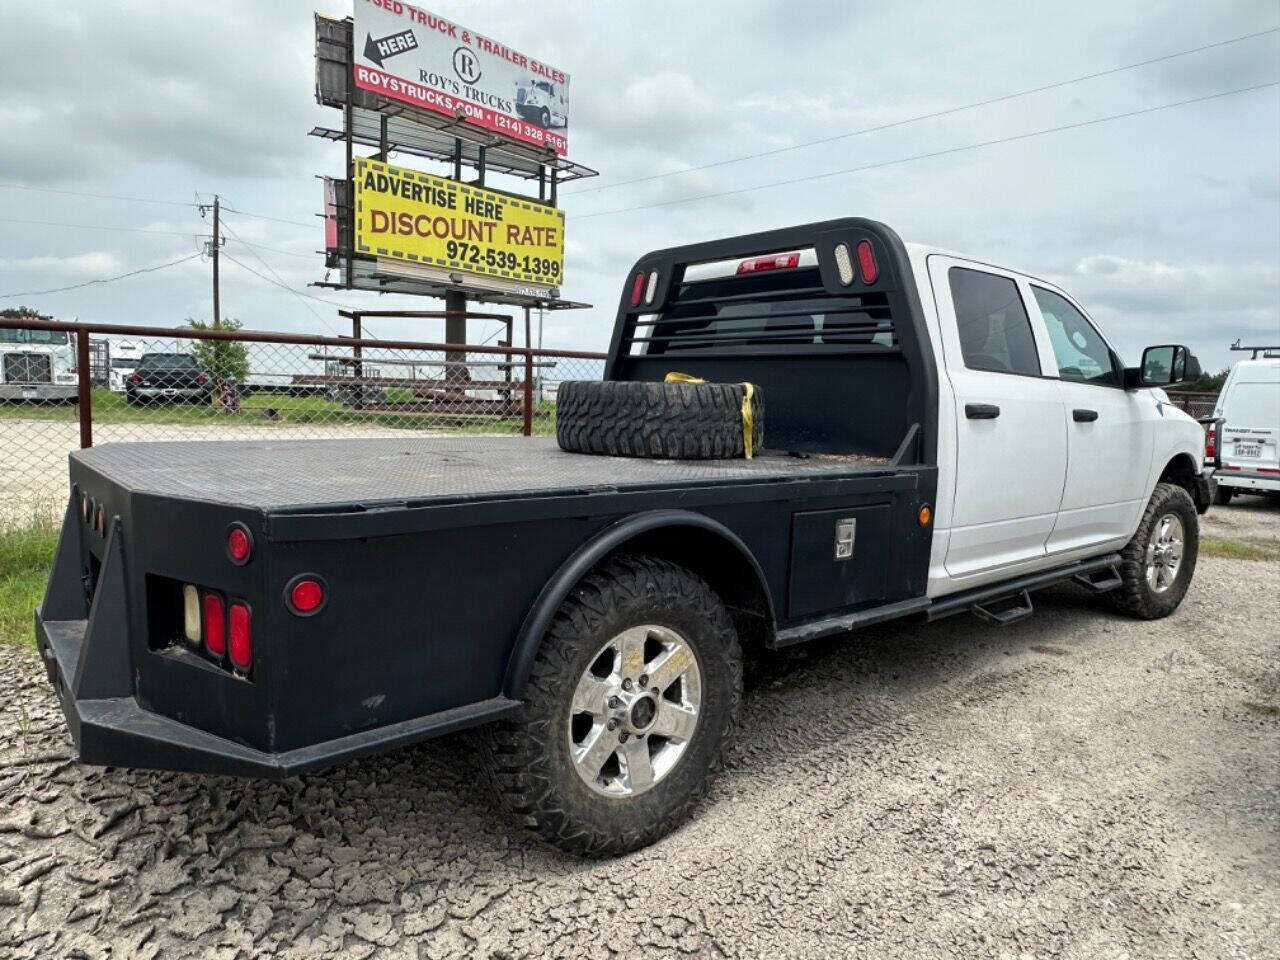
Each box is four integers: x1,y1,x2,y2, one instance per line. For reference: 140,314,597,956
363,29,418,69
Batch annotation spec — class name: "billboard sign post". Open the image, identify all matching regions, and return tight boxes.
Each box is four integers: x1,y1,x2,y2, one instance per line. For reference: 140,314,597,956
352,1,570,155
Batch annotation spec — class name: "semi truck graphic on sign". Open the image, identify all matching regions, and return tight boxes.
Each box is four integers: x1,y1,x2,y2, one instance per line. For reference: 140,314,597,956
515,78,568,129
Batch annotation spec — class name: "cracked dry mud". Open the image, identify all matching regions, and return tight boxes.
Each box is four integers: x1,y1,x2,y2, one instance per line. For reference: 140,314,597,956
1,501,1277,958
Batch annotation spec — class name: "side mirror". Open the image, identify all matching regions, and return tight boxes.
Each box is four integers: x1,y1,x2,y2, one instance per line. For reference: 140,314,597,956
1139,344,1201,387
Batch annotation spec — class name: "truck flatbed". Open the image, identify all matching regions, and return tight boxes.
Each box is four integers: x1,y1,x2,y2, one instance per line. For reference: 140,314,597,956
72,435,891,511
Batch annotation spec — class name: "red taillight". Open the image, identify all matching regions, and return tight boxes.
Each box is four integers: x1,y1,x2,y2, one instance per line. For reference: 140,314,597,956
287,577,326,615
226,524,253,565
129,372,141,384
737,252,800,275
228,602,251,671
203,593,226,657
195,373,208,386
629,272,645,307
856,240,878,283
1205,427,1216,458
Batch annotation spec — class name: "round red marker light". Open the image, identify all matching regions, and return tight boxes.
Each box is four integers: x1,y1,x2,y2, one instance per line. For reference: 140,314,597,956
226,524,253,565
287,577,326,616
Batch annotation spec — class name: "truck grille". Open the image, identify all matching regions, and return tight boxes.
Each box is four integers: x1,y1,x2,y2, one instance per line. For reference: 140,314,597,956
3,353,52,384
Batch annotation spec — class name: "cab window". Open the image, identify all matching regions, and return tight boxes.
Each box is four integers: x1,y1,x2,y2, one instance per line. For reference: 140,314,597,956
1032,287,1119,386
948,267,1040,376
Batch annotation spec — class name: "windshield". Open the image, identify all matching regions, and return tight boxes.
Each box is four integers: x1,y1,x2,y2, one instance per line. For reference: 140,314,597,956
110,358,139,369
137,353,198,370
0,329,69,346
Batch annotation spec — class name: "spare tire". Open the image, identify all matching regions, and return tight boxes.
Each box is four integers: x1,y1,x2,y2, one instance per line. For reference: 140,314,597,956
556,380,764,459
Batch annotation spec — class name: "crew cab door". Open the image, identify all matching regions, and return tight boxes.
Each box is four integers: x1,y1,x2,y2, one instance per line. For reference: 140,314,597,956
1027,285,1154,551
928,257,1067,578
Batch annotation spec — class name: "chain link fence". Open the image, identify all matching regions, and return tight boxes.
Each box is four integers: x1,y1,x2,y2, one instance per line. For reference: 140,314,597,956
1,318,605,527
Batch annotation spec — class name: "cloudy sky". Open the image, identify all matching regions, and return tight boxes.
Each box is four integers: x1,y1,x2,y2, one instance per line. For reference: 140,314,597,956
0,0,1276,372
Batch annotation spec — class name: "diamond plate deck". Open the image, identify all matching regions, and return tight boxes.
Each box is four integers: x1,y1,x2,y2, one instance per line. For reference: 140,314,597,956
72,436,889,511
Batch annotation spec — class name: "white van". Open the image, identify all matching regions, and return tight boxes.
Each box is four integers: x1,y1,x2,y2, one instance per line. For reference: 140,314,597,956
1209,356,1280,503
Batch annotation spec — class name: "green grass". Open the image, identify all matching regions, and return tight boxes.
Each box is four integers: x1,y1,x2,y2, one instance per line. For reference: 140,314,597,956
0,387,558,435
0,522,57,648
1200,537,1280,561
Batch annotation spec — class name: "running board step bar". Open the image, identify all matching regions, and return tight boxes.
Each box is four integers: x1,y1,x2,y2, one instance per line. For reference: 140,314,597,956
1071,564,1123,594
970,589,1034,625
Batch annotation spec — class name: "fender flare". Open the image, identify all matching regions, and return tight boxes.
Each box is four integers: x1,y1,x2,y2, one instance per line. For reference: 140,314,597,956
501,509,774,699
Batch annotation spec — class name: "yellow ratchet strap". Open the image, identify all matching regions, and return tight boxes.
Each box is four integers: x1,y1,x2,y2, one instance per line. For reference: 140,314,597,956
664,372,756,459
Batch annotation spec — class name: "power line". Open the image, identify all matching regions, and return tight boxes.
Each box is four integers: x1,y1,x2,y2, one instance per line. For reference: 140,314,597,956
0,252,203,299
0,217,203,238
219,217,343,336
0,183,200,207
227,236,317,259
0,182,316,230
221,206,315,229
565,26,1280,198
220,250,352,311
570,81,1279,221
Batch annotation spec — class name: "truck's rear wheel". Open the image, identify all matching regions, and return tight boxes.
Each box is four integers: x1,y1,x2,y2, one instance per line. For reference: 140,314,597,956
556,380,764,459
483,554,742,856
1109,482,1199,619
1214,485,1234,506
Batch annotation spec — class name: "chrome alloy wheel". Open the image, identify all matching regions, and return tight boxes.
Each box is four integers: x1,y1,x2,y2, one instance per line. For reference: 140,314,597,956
1145,512,1185,594
568,625,702,798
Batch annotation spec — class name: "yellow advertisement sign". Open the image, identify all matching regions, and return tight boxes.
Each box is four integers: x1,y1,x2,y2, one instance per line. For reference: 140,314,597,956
354,158,564,287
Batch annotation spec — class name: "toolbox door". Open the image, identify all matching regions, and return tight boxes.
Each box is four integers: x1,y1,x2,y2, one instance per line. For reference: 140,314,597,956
787,504,891,619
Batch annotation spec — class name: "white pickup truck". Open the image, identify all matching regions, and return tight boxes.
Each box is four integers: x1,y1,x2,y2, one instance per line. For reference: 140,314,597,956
38,218,1214,857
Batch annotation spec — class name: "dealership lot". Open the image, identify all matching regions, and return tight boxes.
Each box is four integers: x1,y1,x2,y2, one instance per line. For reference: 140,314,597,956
0,501,1275,959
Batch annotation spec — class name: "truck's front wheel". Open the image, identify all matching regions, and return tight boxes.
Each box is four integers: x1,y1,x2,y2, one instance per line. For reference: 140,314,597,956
484,554,742,856
1109,482,1199,619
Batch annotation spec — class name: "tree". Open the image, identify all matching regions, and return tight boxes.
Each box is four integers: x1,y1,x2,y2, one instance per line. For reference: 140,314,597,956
0,306,50,319
186,317,249,385
1186,368,1229,394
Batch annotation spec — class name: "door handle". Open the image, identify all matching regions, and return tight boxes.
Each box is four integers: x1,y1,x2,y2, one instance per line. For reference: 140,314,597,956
965,403,1000,420
1073,408,1099,422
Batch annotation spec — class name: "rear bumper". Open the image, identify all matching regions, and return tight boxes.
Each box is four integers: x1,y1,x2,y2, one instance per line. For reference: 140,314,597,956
35,607,521,778
128,386,209,401
0,382,76,400
1216,470,1280,493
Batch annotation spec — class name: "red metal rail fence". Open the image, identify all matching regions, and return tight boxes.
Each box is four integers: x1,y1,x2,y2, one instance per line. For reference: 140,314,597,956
0,316,605,525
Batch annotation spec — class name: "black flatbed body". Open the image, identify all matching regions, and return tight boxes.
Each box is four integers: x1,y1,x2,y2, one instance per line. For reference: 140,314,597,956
71,435,894,512
35,217,945,779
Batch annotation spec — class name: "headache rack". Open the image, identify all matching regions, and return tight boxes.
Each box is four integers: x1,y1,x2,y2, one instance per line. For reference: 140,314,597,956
624,266,900,357
605,218,939,463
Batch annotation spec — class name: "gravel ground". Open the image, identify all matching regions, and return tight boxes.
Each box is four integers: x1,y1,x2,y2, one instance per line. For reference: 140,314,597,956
1,500,1277,959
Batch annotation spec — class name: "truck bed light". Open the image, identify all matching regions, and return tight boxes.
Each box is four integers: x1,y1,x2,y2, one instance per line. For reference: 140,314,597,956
287,577,326,616
228,603,251,671
203,593,226,657
736,253,800,275
630,272,645,306
644,270,659,305
833,243,856,285
182,585,201,645
856,240,878,284
226,524,253,565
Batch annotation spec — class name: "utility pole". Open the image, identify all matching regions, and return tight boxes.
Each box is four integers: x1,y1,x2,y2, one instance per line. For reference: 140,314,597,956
212,195,221,326
199,194,223,325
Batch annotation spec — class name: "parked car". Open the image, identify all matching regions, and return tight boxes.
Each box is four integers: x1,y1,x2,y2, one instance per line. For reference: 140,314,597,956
124,352,212,406
1207,355,1280,503
37,218,1211,856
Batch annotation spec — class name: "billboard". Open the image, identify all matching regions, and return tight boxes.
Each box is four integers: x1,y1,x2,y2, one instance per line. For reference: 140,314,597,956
353,157,565,287
352,2,570,155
